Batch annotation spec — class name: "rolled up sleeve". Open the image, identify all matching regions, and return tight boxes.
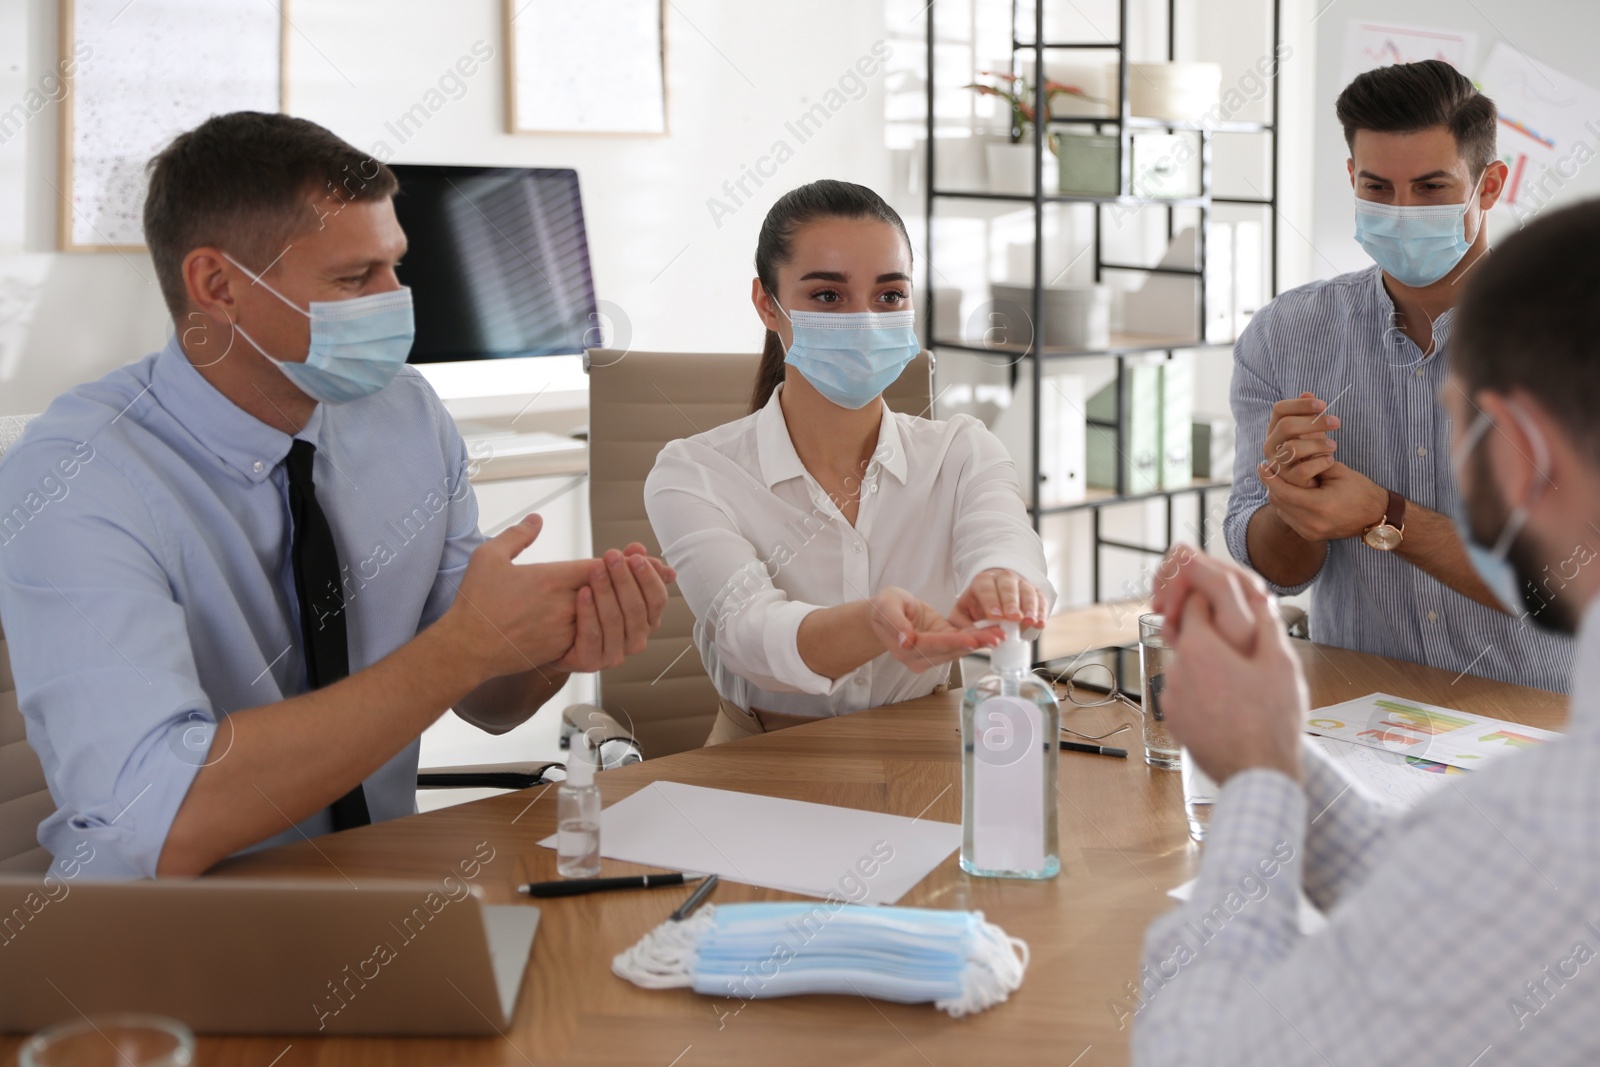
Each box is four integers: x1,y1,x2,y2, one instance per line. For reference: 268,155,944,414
1225,311,1325,596
644,443,841,696
0,461,214,879
948,418,1056,613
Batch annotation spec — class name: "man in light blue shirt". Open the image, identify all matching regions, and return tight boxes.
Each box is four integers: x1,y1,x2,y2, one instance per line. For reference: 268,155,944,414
0,112,670,878
1224,60,1571,691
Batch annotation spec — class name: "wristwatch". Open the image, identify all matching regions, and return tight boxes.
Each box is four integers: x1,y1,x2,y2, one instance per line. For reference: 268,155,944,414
1362,490,1407,551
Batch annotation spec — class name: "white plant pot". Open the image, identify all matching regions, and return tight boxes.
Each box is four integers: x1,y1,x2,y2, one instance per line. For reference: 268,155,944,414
985,141,1058,196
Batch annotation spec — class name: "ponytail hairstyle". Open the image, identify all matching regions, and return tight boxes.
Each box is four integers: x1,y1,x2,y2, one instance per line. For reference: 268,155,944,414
749,179,913,413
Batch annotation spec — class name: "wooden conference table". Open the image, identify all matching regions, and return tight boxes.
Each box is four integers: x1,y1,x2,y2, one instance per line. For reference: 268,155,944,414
10,643,1565,1066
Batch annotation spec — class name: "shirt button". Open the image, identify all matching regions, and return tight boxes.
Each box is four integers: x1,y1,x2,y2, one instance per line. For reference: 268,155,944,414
854,675,868,686
1427,610,1439,621
252,460,265,473
852,542,864,554
1415,368,1425,378
1416,446,1427,457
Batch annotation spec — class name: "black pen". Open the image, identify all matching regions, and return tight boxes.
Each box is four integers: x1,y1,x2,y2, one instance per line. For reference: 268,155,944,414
520,872,704,899
1060,739,1128,758
671,873,719,921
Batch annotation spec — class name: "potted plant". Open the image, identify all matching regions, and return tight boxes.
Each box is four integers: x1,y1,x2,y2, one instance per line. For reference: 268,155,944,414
966,72,1102,194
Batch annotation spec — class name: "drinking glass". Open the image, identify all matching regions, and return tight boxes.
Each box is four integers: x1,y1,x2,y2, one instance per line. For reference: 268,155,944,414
1137,614,1180,769
20,1014,193,1067
1180,748,1219,841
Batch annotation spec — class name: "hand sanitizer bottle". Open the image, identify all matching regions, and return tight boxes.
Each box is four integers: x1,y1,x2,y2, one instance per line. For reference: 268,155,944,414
960,621,1060,879
557,733,602,878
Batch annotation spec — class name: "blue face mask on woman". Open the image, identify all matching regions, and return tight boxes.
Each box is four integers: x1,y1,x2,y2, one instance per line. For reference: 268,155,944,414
1448,406,1550,623
773,298,920,410
1353,171,1485,288
223,252,415,405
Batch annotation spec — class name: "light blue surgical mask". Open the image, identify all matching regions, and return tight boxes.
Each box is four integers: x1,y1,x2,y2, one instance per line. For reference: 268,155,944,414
774,299,920,410
613,902,1028,1018
223,252,415,405
1354,171,1485,288
1448,407,1548,619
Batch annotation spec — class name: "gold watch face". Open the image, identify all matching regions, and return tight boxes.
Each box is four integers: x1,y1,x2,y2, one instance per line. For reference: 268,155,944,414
1364,524,1403,551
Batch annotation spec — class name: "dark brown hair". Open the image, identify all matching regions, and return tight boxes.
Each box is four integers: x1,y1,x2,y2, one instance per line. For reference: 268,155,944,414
143,111,398,318
1335,60,1498,177
749,179,912,412
1453,198,1600,459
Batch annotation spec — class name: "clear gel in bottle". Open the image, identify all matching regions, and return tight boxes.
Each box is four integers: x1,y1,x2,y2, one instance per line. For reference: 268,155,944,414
960,621,1061,879
557,733,602,878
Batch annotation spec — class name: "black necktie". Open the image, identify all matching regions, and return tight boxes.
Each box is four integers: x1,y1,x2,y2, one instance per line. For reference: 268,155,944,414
284,439,371,831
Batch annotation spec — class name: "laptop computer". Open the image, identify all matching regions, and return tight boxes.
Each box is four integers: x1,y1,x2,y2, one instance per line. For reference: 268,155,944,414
0,877,540,1036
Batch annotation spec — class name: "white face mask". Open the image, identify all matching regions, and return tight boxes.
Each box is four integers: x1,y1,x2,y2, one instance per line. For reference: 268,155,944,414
771,295,920,410
613,902,1029,1018
223,252,415,405
1353,169,1486,288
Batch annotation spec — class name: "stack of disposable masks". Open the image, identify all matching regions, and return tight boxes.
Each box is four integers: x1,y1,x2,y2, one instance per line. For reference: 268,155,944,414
612,902,1029,1017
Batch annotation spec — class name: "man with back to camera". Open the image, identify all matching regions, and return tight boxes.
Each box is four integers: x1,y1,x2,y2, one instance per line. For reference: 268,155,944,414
0,111,673,878
1224,59,1572,690
1131,196,1600,1064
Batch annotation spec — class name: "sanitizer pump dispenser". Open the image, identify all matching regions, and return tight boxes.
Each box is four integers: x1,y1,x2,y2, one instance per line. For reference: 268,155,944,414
960,621,1061,879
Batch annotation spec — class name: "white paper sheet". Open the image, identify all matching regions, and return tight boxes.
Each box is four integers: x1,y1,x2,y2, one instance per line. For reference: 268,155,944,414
538,781,961,905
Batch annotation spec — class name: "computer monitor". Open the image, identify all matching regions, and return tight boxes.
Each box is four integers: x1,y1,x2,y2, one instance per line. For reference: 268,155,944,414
389,164,598,363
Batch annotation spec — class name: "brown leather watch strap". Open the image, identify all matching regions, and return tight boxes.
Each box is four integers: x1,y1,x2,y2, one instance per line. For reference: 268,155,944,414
1386,490,1407,532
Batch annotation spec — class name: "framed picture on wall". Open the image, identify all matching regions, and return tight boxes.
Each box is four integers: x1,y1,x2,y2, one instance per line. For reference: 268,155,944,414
503,0,667,135
57,0,288,252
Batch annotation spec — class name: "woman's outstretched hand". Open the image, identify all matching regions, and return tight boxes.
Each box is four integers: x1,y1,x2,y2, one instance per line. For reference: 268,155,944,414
867,586,1005,672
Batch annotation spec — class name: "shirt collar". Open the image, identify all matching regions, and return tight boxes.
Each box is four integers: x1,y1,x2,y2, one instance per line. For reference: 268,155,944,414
149,334,323,485
754,382,908,489
1369,265,1456,348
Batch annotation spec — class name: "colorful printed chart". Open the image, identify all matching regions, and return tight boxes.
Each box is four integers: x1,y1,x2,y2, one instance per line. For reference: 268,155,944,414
1305,693,1561,771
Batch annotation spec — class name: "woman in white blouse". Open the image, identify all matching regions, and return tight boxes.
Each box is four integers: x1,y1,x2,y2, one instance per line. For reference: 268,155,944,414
644,179,1055,745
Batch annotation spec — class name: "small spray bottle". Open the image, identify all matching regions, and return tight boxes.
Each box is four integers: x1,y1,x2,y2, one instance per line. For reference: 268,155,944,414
960,621,1061,879
557,732,602,878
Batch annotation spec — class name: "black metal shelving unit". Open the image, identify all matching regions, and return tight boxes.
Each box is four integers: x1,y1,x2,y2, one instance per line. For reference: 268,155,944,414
922,0,1282,601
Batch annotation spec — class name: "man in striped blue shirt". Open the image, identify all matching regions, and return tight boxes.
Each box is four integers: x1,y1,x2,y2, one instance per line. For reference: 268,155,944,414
1224,61,1572,692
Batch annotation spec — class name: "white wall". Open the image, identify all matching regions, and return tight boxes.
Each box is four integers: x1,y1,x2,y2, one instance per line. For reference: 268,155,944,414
2,0,1334,618
1,0,894,414
1309,0,1600,279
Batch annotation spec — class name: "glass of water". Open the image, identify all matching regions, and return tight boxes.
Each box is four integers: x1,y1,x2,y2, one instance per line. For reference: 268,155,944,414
20,1014,193,1067
1137,614,1179,769
1180,749,1219,841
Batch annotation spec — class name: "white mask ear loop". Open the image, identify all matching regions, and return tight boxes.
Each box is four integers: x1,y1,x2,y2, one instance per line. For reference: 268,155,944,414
1461,167,1490,251
764,286,795,354
1469,399,1552,558
220,251,311,319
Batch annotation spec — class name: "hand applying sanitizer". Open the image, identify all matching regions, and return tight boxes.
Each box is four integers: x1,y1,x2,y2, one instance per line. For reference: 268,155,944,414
960,621,1061,879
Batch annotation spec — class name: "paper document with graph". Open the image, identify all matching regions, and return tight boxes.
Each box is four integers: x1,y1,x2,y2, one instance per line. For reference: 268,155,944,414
1304,693,1560,773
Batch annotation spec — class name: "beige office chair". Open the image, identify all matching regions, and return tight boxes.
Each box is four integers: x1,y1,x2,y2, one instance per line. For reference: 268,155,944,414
0,413,53,873
583,349,935,757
